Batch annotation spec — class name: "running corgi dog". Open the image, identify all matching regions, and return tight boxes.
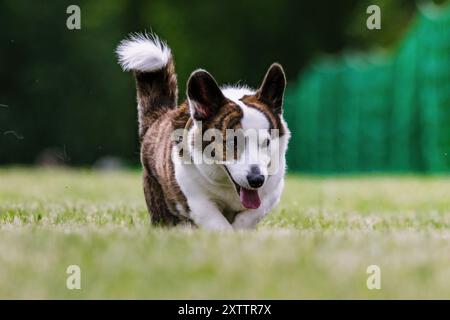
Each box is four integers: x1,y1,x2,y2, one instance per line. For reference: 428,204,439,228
116,33,290,230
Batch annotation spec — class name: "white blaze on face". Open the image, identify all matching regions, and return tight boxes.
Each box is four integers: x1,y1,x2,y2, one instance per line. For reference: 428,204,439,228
240,106,271,175
221,87,271,188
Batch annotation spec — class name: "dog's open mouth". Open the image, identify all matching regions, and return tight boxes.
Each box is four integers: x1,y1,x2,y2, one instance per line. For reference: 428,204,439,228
223,166,261,210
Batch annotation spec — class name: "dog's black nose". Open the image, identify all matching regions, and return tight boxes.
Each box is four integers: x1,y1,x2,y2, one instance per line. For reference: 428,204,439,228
247,166,265,188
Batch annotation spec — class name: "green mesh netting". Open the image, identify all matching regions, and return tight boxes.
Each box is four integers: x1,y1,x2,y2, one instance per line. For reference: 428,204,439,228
285,3,450,173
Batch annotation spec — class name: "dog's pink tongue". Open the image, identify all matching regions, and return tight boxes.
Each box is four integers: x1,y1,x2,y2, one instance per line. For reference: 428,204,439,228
240,188,261,209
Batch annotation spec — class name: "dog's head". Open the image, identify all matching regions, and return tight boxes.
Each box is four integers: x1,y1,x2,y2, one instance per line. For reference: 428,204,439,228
186,63,287,210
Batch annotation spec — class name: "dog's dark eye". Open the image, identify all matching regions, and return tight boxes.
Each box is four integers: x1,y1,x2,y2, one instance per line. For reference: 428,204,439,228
226,131,245,148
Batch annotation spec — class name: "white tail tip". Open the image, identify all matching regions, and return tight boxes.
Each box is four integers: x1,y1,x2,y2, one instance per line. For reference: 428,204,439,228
116,33,171,72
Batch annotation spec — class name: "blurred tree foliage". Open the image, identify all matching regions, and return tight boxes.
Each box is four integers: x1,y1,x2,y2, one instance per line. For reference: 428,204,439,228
0,0,419,165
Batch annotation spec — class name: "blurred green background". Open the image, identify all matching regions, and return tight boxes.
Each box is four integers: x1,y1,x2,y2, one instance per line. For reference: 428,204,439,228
0,0,448,172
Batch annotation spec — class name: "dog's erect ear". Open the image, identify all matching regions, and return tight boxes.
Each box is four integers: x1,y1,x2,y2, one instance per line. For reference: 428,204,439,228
256,63,286,114
187,69,226,121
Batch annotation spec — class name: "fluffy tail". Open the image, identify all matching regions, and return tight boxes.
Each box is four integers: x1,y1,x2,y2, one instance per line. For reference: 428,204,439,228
116,33,178,140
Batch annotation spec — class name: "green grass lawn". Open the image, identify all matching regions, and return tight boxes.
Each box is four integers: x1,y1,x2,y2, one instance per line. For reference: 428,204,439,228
0,168,449,299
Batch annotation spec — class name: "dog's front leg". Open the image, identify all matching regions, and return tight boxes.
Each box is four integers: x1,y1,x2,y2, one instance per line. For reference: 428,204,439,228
188,198,233,231
232,209,266,230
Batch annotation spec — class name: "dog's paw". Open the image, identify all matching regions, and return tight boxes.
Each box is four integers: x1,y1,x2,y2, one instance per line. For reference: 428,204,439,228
232,211,261,230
